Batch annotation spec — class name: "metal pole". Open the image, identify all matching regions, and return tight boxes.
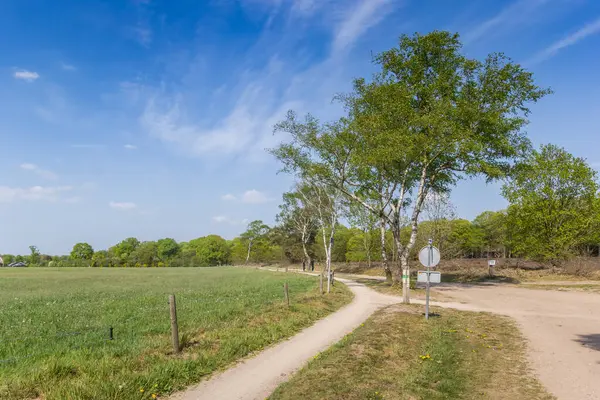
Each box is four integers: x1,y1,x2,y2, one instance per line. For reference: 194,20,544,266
426,239,432,320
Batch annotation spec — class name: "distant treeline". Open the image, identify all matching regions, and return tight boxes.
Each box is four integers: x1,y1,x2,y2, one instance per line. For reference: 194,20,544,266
3,205,599,269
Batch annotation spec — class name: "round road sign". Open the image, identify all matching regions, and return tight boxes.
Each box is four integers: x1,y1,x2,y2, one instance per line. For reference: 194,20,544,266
418,246,441,268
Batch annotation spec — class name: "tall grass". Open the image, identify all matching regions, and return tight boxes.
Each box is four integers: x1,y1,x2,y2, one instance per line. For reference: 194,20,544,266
0,267,352,399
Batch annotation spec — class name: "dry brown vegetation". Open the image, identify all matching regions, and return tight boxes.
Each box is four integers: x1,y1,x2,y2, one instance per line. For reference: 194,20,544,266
330,257,600,283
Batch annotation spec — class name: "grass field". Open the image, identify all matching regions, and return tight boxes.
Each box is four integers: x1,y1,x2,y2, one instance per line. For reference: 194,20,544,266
269,305,552,400
0,267,352,400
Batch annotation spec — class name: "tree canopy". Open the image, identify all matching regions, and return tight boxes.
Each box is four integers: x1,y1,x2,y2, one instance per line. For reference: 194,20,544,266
272,31,550,295
503,144,599,262
70,243,94,260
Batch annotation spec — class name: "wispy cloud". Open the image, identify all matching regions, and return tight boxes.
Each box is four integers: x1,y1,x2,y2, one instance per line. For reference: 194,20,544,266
241,189,272,204
124,144,137,150
128,0,153,47
61,62,77,71
526,16,600,65
109,201,137,210
20,163,58,180
0,185,72,203
140,0,395,161
462,0,549,45
141,88,294,157
13,70,40,82
212,215,249,225
131,26,152,47
332,0,395,55
220,190,272,203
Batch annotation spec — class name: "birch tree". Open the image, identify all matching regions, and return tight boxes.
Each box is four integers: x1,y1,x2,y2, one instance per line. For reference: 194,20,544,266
277,188,318,271
347,202,377,269
240,220,270,264
423,192,457,254
298,182,341,293
272,31,549,302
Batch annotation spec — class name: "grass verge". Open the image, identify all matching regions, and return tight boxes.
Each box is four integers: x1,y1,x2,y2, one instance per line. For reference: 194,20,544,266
269,305,553,400
0,267,352,400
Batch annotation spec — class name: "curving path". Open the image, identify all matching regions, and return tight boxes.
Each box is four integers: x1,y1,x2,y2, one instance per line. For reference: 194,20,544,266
171,273,600,400
170,278,401,400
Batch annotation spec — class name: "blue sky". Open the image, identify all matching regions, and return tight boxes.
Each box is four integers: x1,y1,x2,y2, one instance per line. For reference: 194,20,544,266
1,0,600,255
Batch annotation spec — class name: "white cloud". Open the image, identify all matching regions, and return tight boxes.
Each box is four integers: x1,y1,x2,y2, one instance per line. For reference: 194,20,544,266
221,194,237,201
61,63,77,71
141,94,266,156
19,163,36,171
20,163,58,180
462,0,549,45
124,144,138,150
241,189,271,204
13,70,40,82
0,185,72,203
526,16,600,65
109,201,137,210
332,0,395,55
212,215,248,225
213,215,229,223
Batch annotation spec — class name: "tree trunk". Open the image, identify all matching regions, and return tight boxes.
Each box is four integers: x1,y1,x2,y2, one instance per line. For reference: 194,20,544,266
363,229,372,269
301,234,311,273
245,240,253,264
398,165,429,304
326,228,335,294
380,217,392,283
400,252,410,303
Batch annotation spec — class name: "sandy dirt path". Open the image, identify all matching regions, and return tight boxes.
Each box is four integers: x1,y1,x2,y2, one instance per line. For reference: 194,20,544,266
429,283,600,400
170,278,400,400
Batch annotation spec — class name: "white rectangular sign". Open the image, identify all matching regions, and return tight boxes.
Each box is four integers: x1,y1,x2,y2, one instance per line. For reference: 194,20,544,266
417,271,441,284
488,260,496,266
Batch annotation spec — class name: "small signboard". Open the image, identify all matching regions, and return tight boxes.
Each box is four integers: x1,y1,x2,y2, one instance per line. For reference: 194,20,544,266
418,246,441,268
488,260,496,266
417,271,441,284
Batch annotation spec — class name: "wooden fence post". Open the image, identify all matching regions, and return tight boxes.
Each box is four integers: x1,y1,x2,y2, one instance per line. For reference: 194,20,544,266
169,294,180,353
319,272,324,295
284,282,290,307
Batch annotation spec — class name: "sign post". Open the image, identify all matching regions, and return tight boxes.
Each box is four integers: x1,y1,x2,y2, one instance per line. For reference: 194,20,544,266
418,240,441,320
488,259,496,277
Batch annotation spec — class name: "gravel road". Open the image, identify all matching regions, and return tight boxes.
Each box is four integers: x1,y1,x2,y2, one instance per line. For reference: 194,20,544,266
431,283,600,400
